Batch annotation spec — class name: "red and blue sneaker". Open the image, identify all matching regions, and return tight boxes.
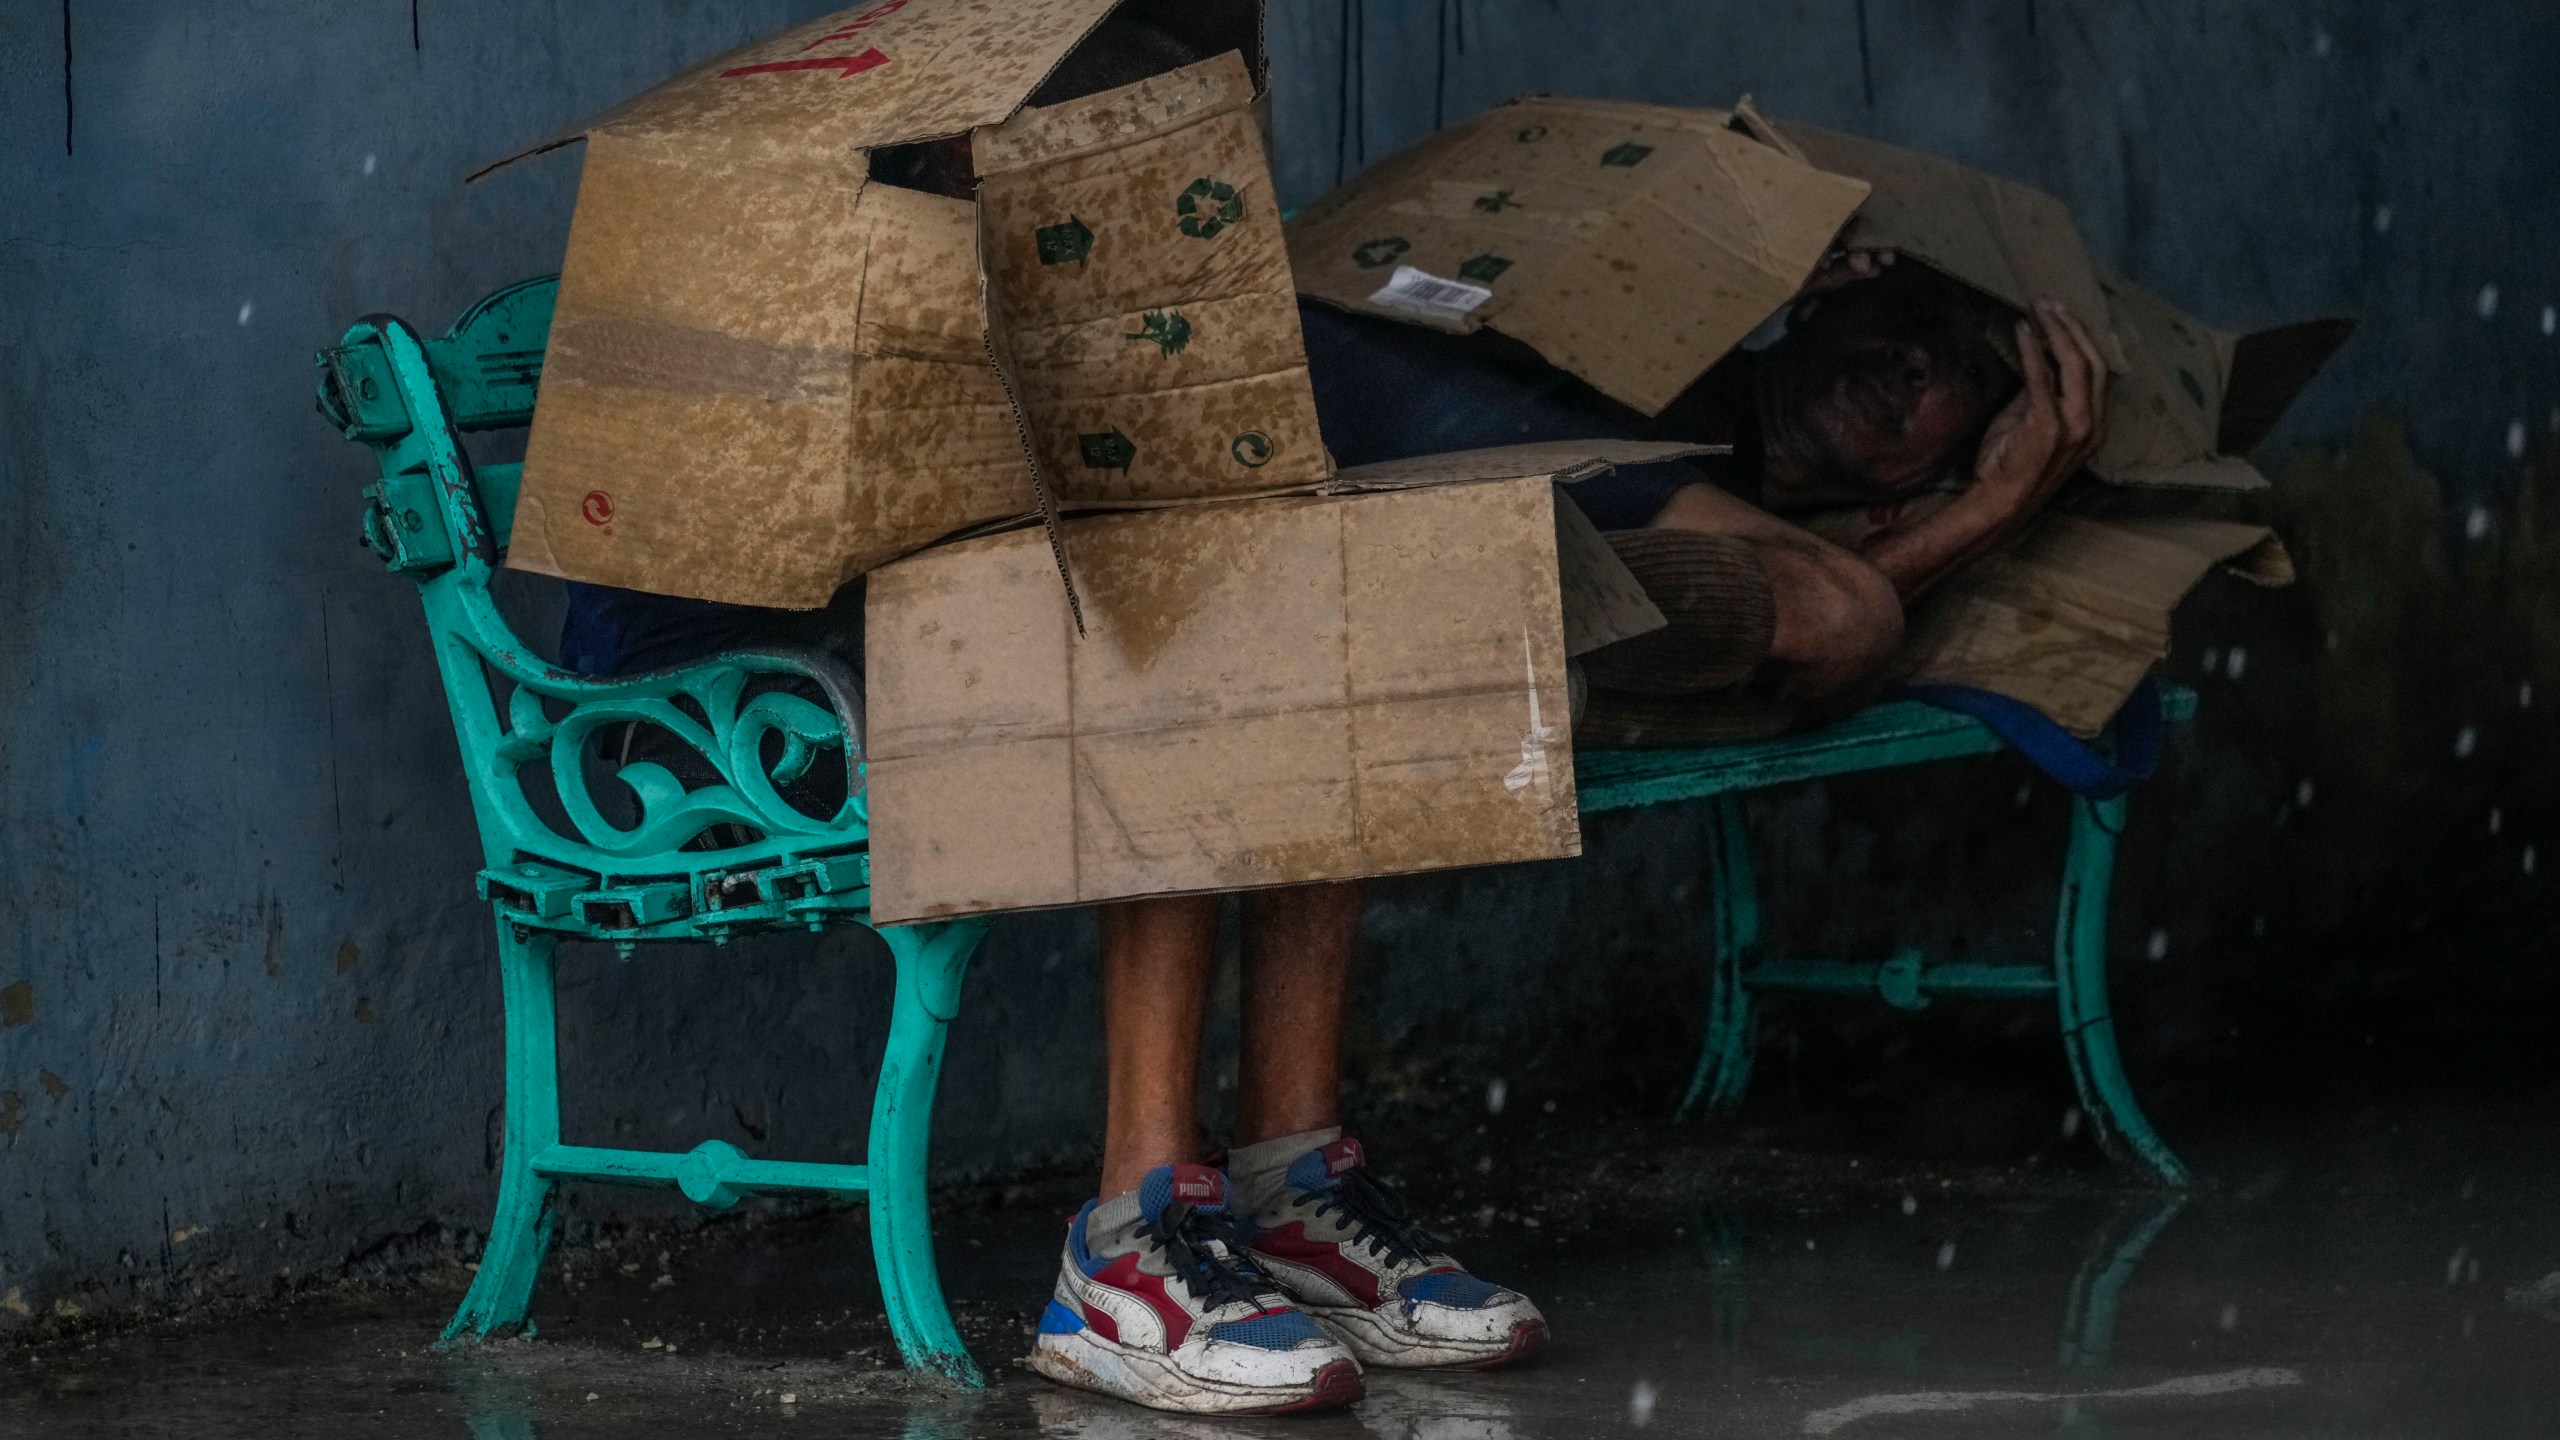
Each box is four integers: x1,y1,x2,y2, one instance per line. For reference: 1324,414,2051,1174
1027,1163,1364,1415
1228,1131,1549,1369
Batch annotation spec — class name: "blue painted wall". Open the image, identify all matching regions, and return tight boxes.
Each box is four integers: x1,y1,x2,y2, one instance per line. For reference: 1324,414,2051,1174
4,1,2555,1329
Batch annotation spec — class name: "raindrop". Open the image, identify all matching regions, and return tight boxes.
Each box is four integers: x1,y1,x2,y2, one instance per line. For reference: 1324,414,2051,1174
1901,1194,1918,1216
2521,682,2535,709
2014,781,2033,809
1936,1242,1957,1271
362,152,377,176
2295,779,2315,808
2061,1106,2083,1138
1475,1153,1493,1175
2201,645,2222,674
2526,846,2538,877
1485,1078,1508,1115
2544,305,2557,336
2146,928,2170,961
1629,1379,1659,1428
1804,1238,1816,1251
2220,1303,2240,1331
2467,505,2492,540
236,299,254,326
2509,421,2529,460
1542,1098,1557,1114
2447,1246,2471,1285
2373,204,2393,234
2490,807,2503,835
2311,26,2332,56
2479,283,2501,319
2227,646,2250,680
2467,1256,2482,1284
2455,726,2478,758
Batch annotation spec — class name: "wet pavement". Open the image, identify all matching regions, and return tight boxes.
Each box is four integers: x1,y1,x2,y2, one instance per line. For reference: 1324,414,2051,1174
7,1090,2557,1438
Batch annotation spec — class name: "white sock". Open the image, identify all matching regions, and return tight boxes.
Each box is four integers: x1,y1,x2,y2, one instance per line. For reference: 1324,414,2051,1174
1226,1125,1343,1182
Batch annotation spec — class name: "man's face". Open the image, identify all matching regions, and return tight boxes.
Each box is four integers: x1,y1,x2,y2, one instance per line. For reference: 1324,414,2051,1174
1762,277,2010,494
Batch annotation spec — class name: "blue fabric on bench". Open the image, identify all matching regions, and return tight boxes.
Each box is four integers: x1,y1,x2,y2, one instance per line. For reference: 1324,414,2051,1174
1895,674,2165,799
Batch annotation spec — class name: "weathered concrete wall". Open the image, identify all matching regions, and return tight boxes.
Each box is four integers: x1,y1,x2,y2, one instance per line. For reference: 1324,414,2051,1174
4,1,2554,1331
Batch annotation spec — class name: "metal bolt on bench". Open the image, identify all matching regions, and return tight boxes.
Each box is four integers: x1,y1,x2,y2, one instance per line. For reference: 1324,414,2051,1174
317,278,989,1382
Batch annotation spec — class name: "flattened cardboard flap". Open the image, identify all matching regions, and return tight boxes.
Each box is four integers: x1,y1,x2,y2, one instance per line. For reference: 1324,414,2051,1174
1287,98,1869,416
2221,317,2357,456
975,51,1328,508
474,0,1128,181
1758,112,2128,373
1902,514,2275,736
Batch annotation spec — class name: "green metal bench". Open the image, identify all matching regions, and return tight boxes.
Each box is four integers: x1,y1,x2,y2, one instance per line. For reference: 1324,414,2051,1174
316,278,989,1383
320,275,2188,1382
1577,694,2196,1186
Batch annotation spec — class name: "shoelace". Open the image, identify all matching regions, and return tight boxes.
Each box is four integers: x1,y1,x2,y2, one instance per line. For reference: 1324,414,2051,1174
1137,1202,1278,1312
1306,1166,1444,1269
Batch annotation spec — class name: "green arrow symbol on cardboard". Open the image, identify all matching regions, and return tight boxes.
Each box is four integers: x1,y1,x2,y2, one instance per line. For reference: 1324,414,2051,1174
1036,215,1095,266
1079,428,1137,473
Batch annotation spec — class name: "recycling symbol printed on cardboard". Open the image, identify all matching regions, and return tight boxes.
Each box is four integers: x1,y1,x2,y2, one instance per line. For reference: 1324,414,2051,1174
1079,428,1138,473
1229,431,1274,468
1351,237,1410,269
1176,178,1244,239
1036,216,1095,266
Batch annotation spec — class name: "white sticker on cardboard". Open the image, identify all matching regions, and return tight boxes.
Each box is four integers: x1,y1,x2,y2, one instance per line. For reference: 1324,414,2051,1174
1370,265,1494,323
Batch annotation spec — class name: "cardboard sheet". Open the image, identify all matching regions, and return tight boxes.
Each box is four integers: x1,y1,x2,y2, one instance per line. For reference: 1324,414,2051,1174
1900,514,2283,736
864,476,1585,921
1286,98,1870,416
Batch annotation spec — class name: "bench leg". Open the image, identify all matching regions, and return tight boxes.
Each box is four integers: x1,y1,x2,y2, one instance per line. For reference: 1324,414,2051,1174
869,919,990,1386
443,921,563,1342
2052,795,2189,1186
1679,795,1762,1120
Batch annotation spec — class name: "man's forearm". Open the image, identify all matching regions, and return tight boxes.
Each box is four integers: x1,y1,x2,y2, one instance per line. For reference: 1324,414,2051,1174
1857,484,2040,601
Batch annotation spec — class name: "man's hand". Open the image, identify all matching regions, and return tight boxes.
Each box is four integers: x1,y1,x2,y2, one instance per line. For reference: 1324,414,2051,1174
1798,246,1897,297
1971,300,2109,517
1852,299,2111,601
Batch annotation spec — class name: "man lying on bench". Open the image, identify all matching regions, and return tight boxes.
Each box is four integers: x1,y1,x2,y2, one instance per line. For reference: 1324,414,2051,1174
555,21,2107,1419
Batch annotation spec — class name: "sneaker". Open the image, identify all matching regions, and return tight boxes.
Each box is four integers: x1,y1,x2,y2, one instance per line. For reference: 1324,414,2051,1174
1229,1132,1549,1370
1027,1163,1364,1416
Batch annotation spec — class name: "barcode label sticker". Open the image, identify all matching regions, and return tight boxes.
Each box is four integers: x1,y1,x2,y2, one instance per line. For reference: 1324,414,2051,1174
1368,265,1494,323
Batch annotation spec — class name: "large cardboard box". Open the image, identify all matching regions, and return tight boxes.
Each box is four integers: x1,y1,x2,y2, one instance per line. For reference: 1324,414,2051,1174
864,445,1693,923
481,0,1323,609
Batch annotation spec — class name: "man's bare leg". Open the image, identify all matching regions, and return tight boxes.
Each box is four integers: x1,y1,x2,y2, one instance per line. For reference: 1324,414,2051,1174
1096,893,1222,1198
1235,880,1367,1147
1648,481,1904,703
1221,879,1549,1368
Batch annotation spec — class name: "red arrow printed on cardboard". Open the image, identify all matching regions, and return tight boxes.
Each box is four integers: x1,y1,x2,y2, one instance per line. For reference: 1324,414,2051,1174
721,0,906,79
